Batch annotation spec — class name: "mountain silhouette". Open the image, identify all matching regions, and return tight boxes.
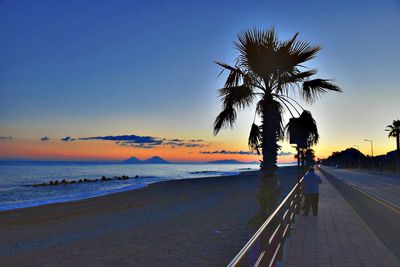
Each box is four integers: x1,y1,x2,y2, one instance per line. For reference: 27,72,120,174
123,156,170,164
123,156,142,164
143,156,170,164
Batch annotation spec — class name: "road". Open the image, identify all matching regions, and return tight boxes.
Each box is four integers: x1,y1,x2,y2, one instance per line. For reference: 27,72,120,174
320,166,400,209
319,166,400,260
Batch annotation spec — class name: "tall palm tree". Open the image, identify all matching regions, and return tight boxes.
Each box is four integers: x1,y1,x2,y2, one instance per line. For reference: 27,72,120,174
386,120,400,173
214,28,341,171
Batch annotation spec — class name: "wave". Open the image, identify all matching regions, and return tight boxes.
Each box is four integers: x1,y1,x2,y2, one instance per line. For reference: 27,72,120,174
0,183,148,212
188,171,218,174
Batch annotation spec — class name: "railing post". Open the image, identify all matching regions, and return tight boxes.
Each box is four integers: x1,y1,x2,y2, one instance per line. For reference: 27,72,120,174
295,186,301,215
276,219,285,264
260,229,269,266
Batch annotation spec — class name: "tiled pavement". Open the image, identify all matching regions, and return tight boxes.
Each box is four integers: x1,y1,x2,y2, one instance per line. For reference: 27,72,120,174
284,170,400,267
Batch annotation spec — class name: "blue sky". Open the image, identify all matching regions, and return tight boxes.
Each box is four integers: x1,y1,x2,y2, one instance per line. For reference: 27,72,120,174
1,0,399,160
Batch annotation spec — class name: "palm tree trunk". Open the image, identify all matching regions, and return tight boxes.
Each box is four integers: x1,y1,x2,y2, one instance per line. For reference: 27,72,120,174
261,95,279,172
261,123,278,171
301,149,305,167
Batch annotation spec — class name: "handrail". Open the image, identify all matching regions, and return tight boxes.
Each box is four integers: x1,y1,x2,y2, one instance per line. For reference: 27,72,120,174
227,176,304,267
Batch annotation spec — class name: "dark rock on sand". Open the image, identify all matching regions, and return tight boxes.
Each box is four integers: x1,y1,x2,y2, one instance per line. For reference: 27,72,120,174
33,174,139,187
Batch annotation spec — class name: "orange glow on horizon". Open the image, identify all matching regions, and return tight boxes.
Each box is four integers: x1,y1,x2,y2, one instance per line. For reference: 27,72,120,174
2,137,395,164
0,139,297,163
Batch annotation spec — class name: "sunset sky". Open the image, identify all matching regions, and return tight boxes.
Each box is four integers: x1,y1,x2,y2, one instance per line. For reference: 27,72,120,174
1,0,399,162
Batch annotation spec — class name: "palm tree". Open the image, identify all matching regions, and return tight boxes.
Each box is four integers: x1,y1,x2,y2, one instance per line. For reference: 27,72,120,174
285,110,319,170
305,148,316,167
214,28,341,172
386,120,400,174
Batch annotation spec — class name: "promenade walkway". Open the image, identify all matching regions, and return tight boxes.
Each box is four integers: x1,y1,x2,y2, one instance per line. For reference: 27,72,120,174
284,170,399,267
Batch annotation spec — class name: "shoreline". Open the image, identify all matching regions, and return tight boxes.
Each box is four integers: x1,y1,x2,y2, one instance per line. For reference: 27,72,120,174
0,171,253,213
0,166,298,266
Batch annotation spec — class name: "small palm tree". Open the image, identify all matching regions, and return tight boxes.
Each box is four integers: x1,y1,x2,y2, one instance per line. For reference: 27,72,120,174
213,28,341,172
386,120,400,173
286,110,319,168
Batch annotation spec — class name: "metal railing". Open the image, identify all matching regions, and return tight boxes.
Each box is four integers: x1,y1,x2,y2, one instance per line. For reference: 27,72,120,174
227,176,304,267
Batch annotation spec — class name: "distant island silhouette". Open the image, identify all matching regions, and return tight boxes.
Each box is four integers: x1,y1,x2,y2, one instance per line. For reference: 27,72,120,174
207,159,258,164
123,156,170,164
123,158,258,164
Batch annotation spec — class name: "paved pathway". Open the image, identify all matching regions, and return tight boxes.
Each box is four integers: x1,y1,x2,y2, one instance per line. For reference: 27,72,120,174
284,170,399,267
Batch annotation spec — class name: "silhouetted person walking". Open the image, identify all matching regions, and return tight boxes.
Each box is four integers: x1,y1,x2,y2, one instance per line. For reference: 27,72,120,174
302,166,322,216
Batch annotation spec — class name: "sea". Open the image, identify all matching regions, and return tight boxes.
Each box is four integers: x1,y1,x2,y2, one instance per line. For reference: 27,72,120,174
0,161,293,211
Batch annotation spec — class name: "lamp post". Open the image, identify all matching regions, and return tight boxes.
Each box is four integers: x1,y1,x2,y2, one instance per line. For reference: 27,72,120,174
364,139,374,170
353,145,360,169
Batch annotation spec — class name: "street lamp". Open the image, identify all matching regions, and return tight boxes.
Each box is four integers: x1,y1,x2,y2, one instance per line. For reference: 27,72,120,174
364,139,374,170
353,145,360,169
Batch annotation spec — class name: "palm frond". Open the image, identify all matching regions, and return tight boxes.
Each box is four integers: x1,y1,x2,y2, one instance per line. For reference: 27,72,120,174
213,106,237,135
300,110,319,146
215,61,245,88
215,61,263,90
386,120,400,138
285,117,302,144
302,79,341,103
234,28,280,80
288,40,321,65
248,123,262,154
386,125,394,133
280,69,317,85
274,100,285,140
274,33,301,73
285,110,319,148
219,85,255,109
283,32,299,50
276,69,317,95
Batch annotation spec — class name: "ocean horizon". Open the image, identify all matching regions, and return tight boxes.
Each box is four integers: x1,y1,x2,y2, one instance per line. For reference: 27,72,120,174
0,161,295,211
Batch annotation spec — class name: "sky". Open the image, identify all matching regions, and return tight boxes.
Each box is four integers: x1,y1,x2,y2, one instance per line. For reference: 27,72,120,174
0,0,399,162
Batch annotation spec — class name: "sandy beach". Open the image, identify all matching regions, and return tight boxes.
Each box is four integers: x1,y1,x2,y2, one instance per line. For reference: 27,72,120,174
0,166,298,267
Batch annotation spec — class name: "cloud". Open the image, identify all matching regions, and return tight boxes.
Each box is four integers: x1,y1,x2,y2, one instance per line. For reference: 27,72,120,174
199,150,295,156
199,150,257,155
60,136,76,142
184,143,203,147
0,136,12,140
118,142,158,149
122,140,163,146
128,143,157,149
40,136,50,141
79,135,160,143
170,139,184,142
78,134,207,149
163,140,205,148
278,151,295,156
